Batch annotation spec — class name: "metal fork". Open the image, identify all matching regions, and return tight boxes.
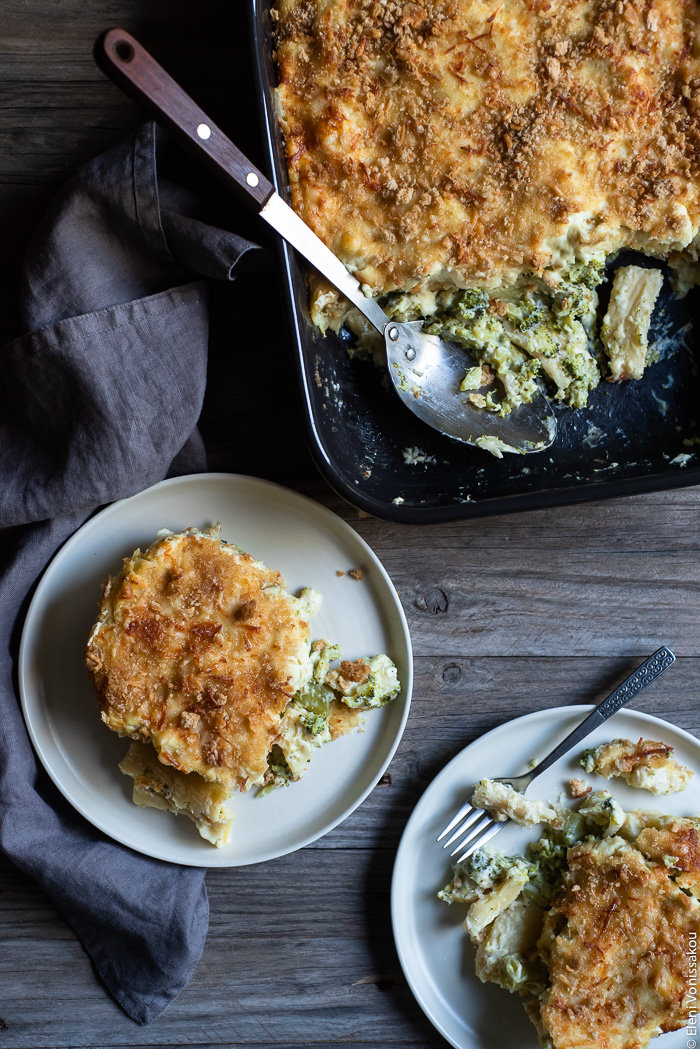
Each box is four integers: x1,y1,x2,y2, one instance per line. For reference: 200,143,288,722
437,646,676,863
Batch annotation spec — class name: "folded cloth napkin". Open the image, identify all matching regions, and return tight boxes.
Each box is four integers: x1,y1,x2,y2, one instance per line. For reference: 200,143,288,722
0,121,267,1023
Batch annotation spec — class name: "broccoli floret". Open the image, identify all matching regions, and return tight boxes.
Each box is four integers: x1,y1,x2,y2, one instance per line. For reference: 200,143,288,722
438,848,537,904
565,260,606,291
465,849,536,888
549,262,604,321
311,640,342,683
454,288,489,320
556,809,588,846
579,747,596,773
259,759,293,796
556,344,600,407
579,790,626,836
290,679,336,739
378,290,425,321
507,296,549,332
297,707,329,736
291,645,342,739
333,654,401,709
524,839,568,905
517,321,562,360
524,811,591,904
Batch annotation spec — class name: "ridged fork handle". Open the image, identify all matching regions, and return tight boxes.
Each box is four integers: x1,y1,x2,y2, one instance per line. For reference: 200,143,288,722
522,645,676,784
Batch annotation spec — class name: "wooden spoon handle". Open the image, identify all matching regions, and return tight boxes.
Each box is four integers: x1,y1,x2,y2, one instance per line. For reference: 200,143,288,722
94,28,274,209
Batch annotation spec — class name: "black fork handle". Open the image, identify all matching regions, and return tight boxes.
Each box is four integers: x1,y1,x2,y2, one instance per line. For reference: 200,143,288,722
528,645,676,780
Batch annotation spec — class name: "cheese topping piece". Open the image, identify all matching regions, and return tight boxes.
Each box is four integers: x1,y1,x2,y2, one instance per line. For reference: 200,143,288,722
580,737,694,794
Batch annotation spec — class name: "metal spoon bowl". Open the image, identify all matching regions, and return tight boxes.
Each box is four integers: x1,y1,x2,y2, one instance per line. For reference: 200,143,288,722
384,321,555,453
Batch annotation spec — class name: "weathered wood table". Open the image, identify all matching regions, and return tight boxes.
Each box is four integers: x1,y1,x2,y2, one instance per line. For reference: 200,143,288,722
1,3,699,1047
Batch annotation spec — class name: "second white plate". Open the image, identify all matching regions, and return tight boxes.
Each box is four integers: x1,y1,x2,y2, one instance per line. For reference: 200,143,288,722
392,705,700,1049
19,473,412,867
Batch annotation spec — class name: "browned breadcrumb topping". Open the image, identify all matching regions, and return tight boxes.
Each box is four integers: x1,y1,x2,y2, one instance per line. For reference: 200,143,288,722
338,658,372,682
328,698,363,736
637,818,700,873
275,0,700,295
539,834,700,1048
336,569,346,576
624,736,674,768
349,567,364,580
85,531,309,790
234,598,258,621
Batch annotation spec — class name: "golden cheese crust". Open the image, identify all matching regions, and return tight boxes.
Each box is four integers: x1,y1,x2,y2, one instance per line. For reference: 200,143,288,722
538,834,700,1049
274,0,700,295
637,816,700,895
85,529,310,790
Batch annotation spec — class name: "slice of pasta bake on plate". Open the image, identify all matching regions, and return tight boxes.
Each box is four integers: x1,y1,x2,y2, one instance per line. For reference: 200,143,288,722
85,526,400,846
440,784,700,1049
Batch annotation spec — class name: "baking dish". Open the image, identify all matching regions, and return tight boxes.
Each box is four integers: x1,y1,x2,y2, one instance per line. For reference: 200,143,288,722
249,0,700,523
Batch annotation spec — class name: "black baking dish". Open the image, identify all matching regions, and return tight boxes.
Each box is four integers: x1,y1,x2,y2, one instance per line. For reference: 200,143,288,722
249,0,700,523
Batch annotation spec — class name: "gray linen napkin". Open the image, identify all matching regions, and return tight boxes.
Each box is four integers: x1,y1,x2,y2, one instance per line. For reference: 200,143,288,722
0,121,265,1023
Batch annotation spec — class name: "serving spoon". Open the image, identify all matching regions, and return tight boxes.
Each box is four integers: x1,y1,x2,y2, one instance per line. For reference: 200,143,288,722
95,28,556,454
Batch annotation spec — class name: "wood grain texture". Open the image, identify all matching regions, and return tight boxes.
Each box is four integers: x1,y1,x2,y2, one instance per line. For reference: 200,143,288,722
1,2,700,1048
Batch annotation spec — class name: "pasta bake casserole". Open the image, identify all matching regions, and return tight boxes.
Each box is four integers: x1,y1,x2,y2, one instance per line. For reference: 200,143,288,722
440,775,700,1048
273,0,700,425
84,527,400,845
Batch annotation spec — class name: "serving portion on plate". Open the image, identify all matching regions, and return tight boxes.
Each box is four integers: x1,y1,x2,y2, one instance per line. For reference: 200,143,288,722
84,522,401,848
392,706,700,1049
19,473,412,867
441,752,699,1048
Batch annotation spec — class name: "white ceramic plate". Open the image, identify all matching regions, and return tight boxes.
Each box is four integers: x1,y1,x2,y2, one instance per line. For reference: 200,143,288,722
19,473,412,867
392,705,700,1049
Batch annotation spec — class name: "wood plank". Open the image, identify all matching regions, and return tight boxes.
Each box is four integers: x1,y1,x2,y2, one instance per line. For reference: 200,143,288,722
0,848,434,1049
0,0,250,82
0,101,252,183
